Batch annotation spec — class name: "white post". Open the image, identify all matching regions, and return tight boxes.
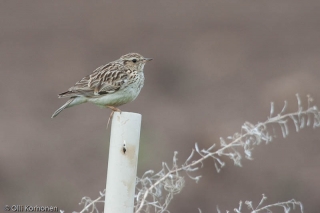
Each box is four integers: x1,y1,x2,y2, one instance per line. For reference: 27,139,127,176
104,112,141,213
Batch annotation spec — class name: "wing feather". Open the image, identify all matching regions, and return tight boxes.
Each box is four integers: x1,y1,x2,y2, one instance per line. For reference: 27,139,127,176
58,63,129,98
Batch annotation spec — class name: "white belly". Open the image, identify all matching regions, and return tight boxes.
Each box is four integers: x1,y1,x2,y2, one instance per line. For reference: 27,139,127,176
87,84,142,107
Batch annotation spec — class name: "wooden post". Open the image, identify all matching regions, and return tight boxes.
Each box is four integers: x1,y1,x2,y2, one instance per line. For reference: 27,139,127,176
104,112,142,213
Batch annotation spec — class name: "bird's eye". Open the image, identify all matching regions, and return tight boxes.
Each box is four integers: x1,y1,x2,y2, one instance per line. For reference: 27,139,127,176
132,59,137,63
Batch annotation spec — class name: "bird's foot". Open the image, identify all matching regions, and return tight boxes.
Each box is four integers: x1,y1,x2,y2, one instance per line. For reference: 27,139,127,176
107,106,122,113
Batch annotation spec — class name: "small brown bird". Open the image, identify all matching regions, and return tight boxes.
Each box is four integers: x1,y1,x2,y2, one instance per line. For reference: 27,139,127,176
51,53,152,120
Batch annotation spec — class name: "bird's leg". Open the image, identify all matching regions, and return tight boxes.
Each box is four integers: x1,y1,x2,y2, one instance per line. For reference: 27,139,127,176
106,106,122,129
107,111,114,129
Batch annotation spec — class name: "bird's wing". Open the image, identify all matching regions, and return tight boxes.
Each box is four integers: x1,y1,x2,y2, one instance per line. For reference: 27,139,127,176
58,63,129,98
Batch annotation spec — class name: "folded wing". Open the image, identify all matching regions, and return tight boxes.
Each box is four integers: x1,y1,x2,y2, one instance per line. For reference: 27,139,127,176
58,63,129,98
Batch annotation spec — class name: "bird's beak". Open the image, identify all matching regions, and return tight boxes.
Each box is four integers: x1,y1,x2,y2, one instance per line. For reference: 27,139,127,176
144,58,153,61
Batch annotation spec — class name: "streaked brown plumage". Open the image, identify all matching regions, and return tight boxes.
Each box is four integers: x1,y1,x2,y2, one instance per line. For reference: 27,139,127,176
51,53,152,118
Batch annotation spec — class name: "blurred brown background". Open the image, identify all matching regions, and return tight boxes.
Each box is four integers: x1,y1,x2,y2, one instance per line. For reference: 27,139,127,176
1,1,320,212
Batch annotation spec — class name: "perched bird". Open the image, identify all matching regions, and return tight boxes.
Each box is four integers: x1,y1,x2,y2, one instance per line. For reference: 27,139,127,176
51,53,152,120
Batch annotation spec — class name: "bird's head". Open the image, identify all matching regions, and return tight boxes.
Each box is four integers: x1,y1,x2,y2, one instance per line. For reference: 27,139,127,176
120,53,152,71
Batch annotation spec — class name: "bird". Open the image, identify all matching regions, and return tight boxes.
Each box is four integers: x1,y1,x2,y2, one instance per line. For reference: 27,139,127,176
51,53,152,121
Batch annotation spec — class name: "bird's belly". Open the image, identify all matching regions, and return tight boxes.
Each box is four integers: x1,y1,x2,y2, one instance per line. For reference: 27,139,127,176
88,86,141,107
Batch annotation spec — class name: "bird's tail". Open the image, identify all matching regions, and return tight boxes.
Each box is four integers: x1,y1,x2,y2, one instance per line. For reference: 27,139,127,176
51,98,74,118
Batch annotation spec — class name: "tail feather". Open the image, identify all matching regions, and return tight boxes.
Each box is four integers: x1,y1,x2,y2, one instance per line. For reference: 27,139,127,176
58,91,75,98
51,98,74,118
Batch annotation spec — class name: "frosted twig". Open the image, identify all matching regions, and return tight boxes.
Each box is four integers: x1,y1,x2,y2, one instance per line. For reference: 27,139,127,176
134,95,318,213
